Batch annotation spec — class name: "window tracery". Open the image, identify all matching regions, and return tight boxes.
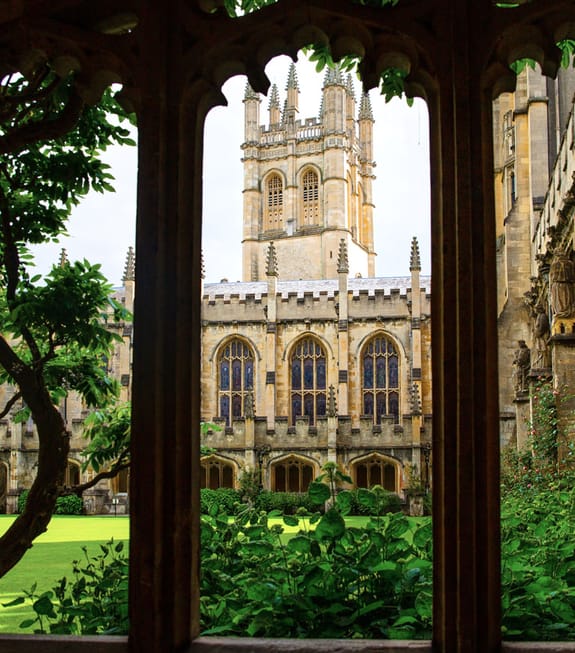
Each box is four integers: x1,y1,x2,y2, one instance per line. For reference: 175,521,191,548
361,335,400,423
301,168,319,226
290,337,327,425
265,173,283,231
218,339,254,426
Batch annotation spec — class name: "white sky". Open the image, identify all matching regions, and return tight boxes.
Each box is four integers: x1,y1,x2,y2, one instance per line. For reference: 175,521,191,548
32,54,431,286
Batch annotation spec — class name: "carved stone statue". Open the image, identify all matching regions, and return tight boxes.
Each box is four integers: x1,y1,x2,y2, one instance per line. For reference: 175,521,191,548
532,306,550,369
550,253,575,318
512,340,530,394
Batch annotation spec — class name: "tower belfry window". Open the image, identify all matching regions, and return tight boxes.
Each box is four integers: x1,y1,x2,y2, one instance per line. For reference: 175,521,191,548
265,173,283,231
302,169,319,225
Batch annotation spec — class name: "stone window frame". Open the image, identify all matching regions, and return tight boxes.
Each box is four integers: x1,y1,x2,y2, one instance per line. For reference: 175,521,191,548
200,455,236,490
264,171,284,231
300,167,320,227
361,334,401,424
351,452,401,494
289,335,328,426
216,337,255,427
271,454,316,493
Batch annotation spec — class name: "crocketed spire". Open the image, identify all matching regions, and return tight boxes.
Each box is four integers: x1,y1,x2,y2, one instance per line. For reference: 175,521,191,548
123,246,135,282
410,237,421,272
268,83,280,111
58,248,69,267
328,384,337,417
411,383,422,415
359,91,374,120
346,73,355,98
285,62,299,91
323,64,345,87
266,241,278,277
337,238,349,274
243,81,259,101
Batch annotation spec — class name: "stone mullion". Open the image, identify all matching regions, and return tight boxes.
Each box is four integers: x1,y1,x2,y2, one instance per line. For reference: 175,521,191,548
130,2,204,649
431,2,501,651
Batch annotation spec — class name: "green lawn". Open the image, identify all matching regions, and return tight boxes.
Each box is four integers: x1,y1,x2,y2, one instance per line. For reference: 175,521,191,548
0,515,129,634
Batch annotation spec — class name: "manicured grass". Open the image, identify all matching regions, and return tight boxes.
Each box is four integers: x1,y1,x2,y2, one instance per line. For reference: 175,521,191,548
0,515,129,634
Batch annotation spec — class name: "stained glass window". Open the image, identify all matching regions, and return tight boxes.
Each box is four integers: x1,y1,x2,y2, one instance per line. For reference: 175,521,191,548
362,335,400,424
218,339,255,426
290,337,327,425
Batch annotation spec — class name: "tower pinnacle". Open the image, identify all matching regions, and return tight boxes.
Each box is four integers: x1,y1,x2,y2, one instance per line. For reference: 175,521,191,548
123,246,135,282
266,242,278,277
58,248,68,267
410,237,421,271
337,239,349,274
359,92,374,121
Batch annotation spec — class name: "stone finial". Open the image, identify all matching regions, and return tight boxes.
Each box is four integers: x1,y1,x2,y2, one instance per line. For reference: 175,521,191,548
266,241,278,277
318,96,324,120
359,92,374,121
323,64,344,88
285,62,299,91
411,383,422,415
244,391,254,419
58,248,69,267
337,238,349,274
123,246,135,282
410,237,421,272
244,81,259,101
281,98,288,125
268,83,280,110
328,384,337,417
346,73,355,98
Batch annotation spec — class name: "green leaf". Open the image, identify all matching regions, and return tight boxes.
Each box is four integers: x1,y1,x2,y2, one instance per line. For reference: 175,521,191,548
335,490,353,515
19,618,37,629
287,535,312,554
307,481,331,504
314,508,346,540
2,596,25,607
33,594,56,618
282,515,299,527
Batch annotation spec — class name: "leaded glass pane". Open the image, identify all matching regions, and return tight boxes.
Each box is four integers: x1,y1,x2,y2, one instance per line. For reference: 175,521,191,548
292,359,301,389
364,393,374,415
288,464,299,492
317,392,326,416
389,356,398,386
232,394,242,418
275,465,286,492
292,393,302,417
232,360,241,390
384,465,395,492
303,358,314,389
376,392,386,420
389,392,399,420
302,465,313,491
222,465,234,488
220,361,229,390
364,356,373,388
245,360,253,389
376,356,386,388
317,358,326,389
304,393,314,419
220,396,230,424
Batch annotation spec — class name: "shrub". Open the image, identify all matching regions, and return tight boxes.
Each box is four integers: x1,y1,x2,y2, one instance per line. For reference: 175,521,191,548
254,491,319,515
3,539,128,635
18,490,84,515
200,488,241,515
347,487,402,515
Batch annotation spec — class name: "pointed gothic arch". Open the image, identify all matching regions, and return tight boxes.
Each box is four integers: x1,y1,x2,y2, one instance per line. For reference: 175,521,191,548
270,454,318,493
216,337,255,426
288,335,328,426
351,452,401,493
200,454,237,489
299,166,320,227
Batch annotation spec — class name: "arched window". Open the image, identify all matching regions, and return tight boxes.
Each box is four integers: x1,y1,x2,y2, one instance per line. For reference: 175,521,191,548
362,335,400,423
65,460,80,487
201,457,235,489
272,456,314,493
353,455,398,493
218,338,254,426
265,173,283,231
290,337,327,425
301,168,319,226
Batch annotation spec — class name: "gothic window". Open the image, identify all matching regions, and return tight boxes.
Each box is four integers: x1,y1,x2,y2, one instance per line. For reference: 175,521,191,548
362,335,400,423
290,337,327,425
218,338,254,426
65,460,80,487
272,456,314,493
353,455,398,492
301,168,319,225
265,173,283,231
201,457,235,489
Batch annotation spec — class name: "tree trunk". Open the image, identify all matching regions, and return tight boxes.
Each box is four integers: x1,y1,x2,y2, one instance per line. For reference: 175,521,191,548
0,387,69,577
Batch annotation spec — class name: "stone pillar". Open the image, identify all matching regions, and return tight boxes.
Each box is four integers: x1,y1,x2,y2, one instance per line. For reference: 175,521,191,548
265,243,278,427
337,239,349,416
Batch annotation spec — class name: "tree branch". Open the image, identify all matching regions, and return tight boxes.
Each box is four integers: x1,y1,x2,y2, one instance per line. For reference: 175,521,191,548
0,86,85,156
67,459,130,496
0,390,22,419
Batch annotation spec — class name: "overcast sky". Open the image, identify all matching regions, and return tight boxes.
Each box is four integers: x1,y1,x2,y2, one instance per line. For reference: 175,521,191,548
31,54,430,286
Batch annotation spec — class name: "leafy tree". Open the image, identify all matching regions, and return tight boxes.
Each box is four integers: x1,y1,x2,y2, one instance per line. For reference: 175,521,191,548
0,60,134,577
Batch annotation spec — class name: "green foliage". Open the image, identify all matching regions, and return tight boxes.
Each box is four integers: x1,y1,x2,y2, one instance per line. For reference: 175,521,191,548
501,485,575,640
254,491,319,515
2,539,128,634
200,488,242,515
200,501,432,638
501,380,575,494
82,403,131,474
17,490,83,515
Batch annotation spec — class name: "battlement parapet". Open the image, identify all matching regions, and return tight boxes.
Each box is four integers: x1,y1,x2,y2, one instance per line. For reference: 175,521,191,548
201,414,423,451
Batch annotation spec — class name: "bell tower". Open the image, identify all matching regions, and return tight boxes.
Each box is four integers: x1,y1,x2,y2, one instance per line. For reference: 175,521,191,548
241,63,376,281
